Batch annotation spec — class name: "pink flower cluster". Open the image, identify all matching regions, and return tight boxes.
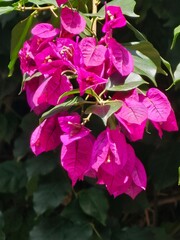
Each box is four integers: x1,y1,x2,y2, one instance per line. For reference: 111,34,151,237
19,4,178,199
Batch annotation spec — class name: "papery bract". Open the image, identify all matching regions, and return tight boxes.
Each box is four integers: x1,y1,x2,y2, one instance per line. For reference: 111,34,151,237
58,114,91,145
113,90,147,141
77,67,107,95
31,23,59,38
91,128,127,171
79,37,107,67
98,144,136,197
19,41,37,76
60,7,86,35
108,38,134,76
24,76,49,115
125,158,147,199
30,115,62,155
32,69,73,106
56,0,67,5
117,118,146,141
152,109,178,138
102,5,126,33
61,134,95,186
117,99,147,125
142,88,171,122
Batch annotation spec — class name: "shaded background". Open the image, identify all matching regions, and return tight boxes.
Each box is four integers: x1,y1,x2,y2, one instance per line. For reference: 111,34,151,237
0,0,180,239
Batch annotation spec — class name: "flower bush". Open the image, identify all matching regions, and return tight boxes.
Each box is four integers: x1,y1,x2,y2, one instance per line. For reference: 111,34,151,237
18,1,178,199
0,0,180,239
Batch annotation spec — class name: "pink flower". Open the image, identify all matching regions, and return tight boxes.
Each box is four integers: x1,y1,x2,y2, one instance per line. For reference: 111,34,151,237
30,115,62,155
107,38,134,76
60,7,86,35
76,67,107,95
24,75,49,115
61,133,95,186
32,68,73,106
91,127,147,198
56,0,67,6
58,113,91,145
102,5,126,33
79,37,107,67
19,40,37,76
142,88,178,137
114,90,148,141
31,23,59,38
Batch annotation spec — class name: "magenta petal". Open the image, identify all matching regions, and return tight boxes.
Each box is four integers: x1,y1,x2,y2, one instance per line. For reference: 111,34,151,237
161,109,178,132
143,88,171,122
79,37,107,67
125,158,147,199
58,114,91,145
77,67,107,95
60,7,86,34
56,0,67,5
152,109,178,138
60,134,95,186
119,119,146,141
91,130,109,171
30,116,61,155
31,23,59,38
107,128,127,166
118,100,147,125
33,71,72,106
97,161,130,197
108,38,134,76
102,5,126,33
58,114,81,133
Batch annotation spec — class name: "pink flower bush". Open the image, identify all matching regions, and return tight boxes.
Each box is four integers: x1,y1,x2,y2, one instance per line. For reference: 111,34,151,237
18,3,178,199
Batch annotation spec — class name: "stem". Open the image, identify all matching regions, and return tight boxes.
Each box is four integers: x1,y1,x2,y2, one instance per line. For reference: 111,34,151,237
92,0,98,35
82,113,92,125
17,5,58,17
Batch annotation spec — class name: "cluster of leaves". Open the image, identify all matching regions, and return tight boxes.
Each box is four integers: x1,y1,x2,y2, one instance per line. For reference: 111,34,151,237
0,0,180,239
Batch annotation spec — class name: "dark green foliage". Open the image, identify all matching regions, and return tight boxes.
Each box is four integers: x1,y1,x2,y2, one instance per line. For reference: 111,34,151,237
0,0,180,239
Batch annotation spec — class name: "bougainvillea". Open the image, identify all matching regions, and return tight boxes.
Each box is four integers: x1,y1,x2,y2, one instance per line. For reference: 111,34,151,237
18,1,178,199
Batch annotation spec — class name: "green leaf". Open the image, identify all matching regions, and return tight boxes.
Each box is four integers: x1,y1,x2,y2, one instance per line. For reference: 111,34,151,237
131,50,158,86
106,72,148,92
0,6,13,15
0,161,27,193
61,199,90,224
8,13,36,76
26,152,57,180
127,22,147,41
59,88,100,101
126,41,166,75
33,180,71,215
20,112,38,134
85,100,122,125
3,208,23,233
171,25,180,49
22,72,42,83
28,0,58,6
30,216,93,240
78,188,109,225
13,133,30,160
98,0,139,18
148,142,180,191
40,96,85,122
174,63,180,84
